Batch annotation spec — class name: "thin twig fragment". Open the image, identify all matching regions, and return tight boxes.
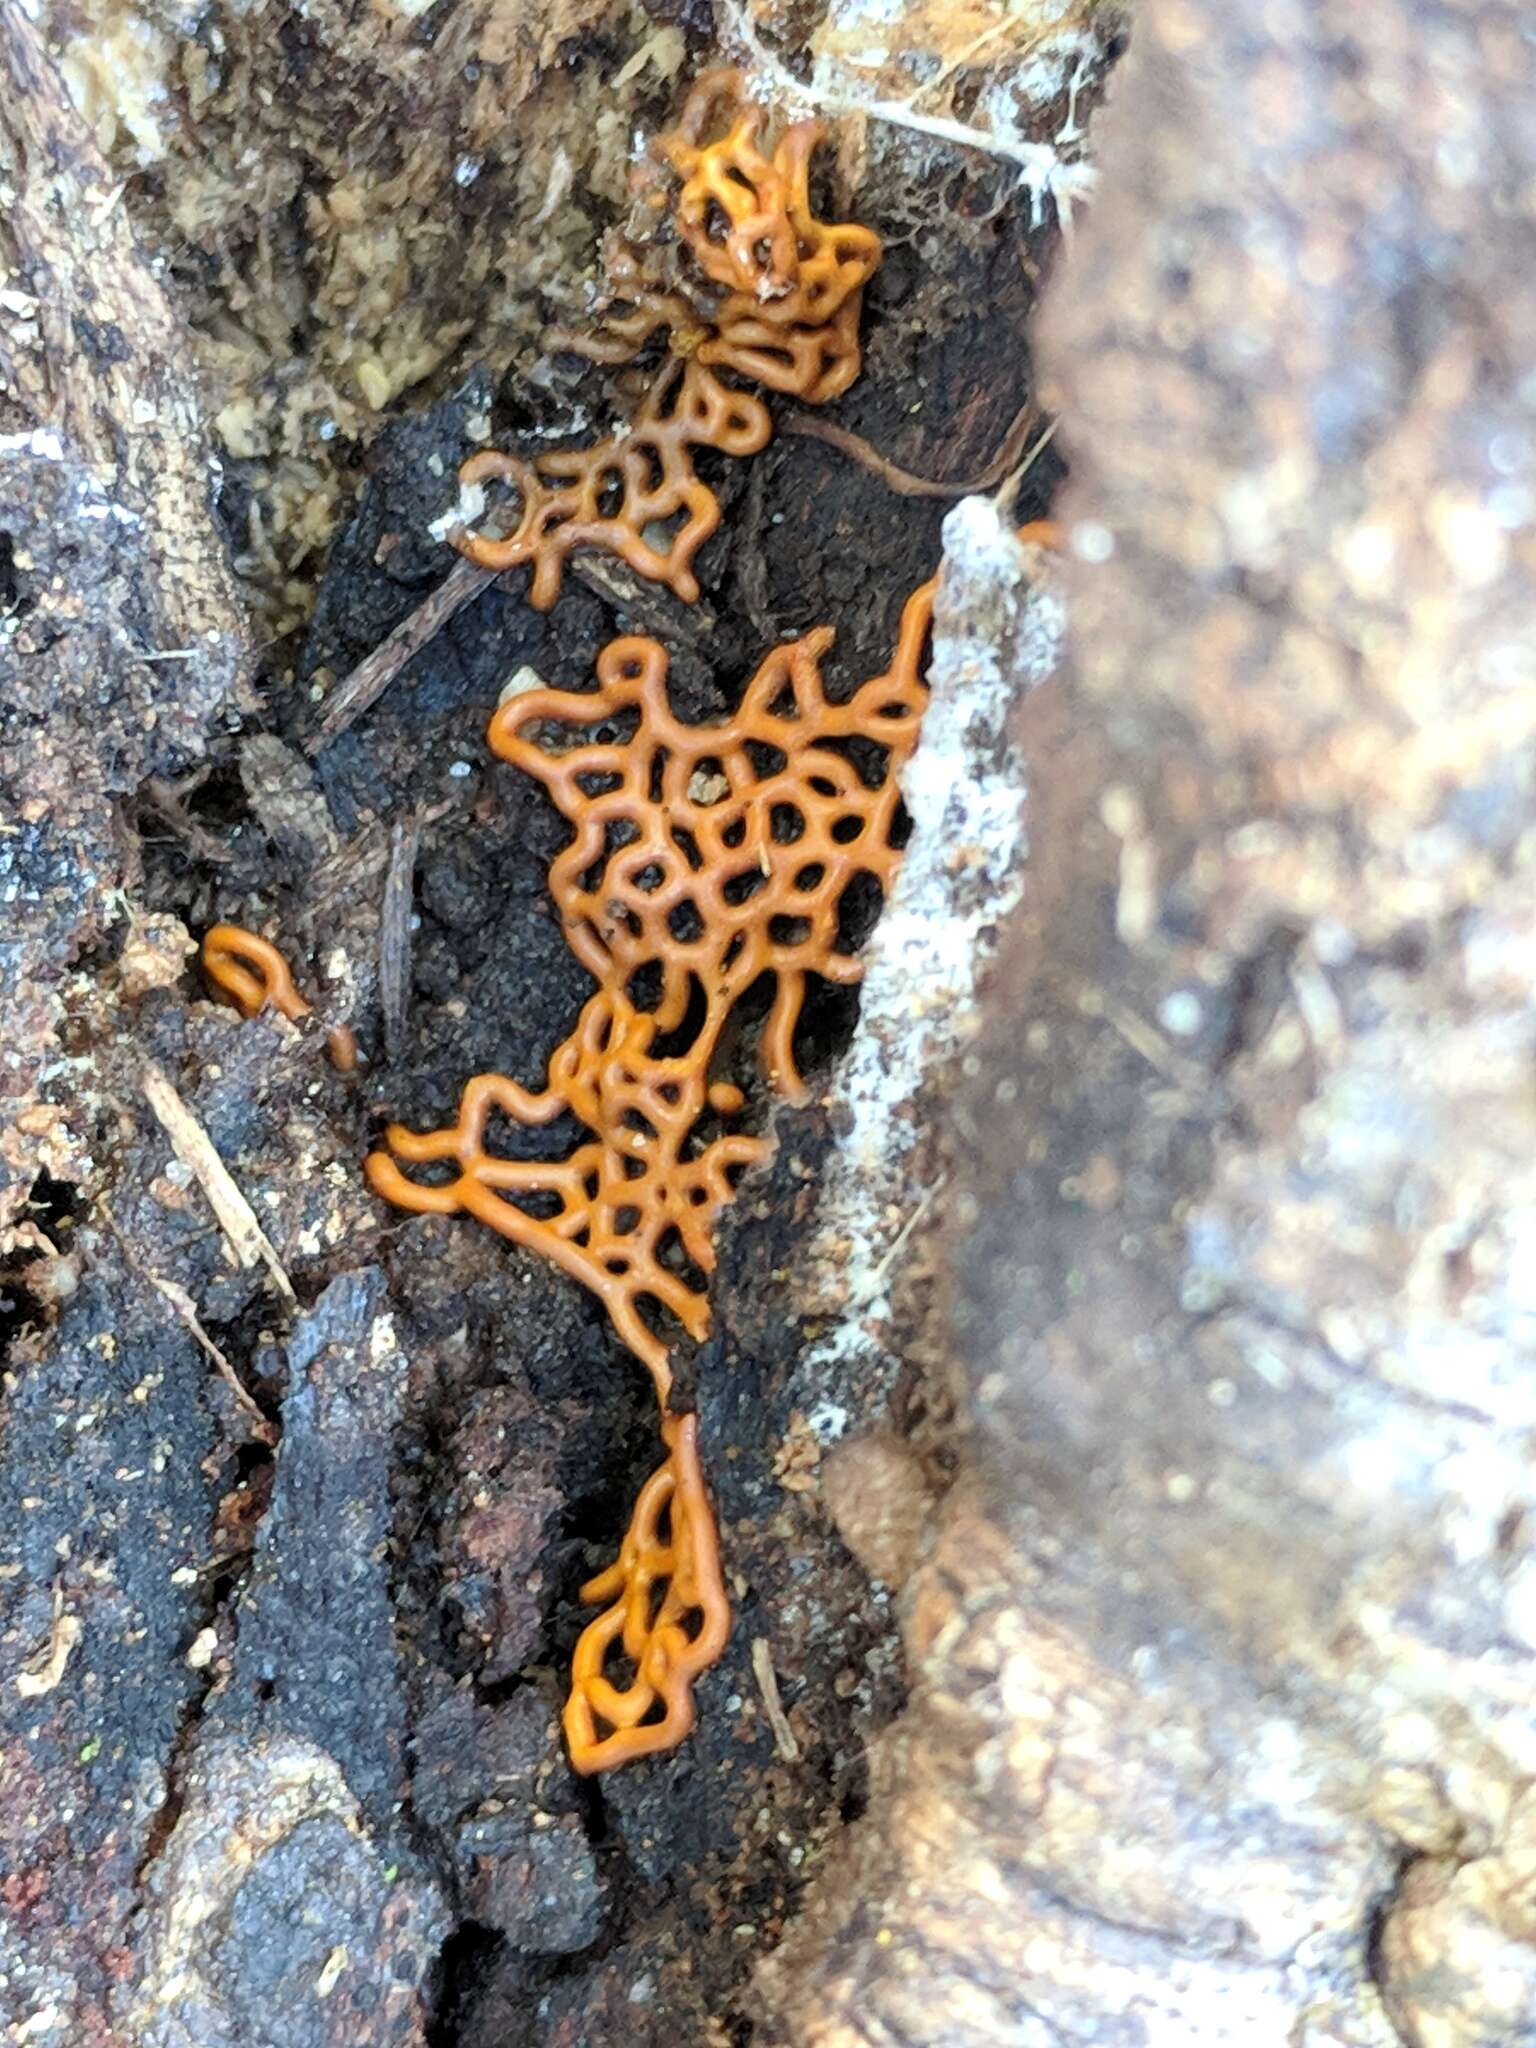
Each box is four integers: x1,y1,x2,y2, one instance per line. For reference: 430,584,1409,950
141,1060,297,1306
127,1251,278,1442
783,400,1043,499
752,1636,802,1762
380,814,421,1064
15,1587,81,1698
306,557,494,756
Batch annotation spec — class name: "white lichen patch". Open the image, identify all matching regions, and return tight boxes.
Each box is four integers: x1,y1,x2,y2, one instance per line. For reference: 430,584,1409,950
800,498,1063,1369
0,429,65,462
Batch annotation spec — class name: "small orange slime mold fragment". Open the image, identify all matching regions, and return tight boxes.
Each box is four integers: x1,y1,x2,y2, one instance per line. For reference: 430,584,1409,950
660,70,803,297
202,923,358,1073
564,1412,732,1770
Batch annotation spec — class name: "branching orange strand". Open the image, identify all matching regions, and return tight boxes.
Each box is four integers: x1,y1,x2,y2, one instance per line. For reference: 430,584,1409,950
454,70,881,609
365,576,937,1769
564,1412,732,1767
201,923,358,1073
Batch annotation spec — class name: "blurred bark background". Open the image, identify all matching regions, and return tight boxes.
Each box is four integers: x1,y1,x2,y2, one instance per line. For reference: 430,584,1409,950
3,0,1534,2042
761,1,1536,2043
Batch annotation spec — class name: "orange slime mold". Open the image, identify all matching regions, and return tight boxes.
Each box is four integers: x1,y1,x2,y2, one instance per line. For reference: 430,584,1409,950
366,588,932,1393
366,577,936,1769
202,923,358,1073
454,70,881,609
563,1412,732,1771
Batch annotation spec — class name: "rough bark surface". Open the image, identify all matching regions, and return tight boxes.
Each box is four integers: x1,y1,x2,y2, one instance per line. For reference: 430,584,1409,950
10,0,1529,2037
758,1,1536,2043
0,0,1093,2035
0,8,249,1225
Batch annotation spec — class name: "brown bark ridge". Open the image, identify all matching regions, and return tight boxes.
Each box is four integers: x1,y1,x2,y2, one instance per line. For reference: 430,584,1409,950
756,1,1536,2043
0,7,249,1227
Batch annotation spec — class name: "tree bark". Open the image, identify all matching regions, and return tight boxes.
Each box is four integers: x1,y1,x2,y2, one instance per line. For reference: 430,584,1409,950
758,0,1536,2041
0,6,249,1225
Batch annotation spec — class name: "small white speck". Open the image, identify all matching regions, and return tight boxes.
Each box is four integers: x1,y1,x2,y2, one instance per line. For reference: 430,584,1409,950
1434,137,1479,188
185,1626,218,1669
806,1400,850,1443
428,480,486,544
1159,990,1202,1036
0,427,64,461
1072,519,1114,563
454,156,483,186
498,665,547,706
1312,919,1355,965
449,761,473,779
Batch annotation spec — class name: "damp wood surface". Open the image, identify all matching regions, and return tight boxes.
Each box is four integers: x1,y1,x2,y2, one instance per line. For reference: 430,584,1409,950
7,0,1529,2044
0,1,1086,2039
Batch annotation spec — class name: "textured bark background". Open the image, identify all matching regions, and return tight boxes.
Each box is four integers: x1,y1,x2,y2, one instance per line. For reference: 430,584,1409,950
759,0,1536,2043
0,2,1092,2041
0,7,249,1227
3,0,1534,2040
